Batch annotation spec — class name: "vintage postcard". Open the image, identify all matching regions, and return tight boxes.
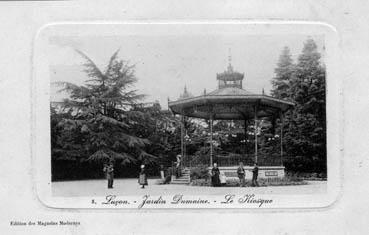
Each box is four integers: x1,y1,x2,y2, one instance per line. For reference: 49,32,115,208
32,22,340,209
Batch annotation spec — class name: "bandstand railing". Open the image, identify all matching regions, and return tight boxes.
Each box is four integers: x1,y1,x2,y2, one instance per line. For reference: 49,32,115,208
181,153,283,167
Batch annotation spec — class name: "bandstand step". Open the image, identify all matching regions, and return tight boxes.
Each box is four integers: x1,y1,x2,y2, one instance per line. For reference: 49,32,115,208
171,181,190,185
171,175,190,184
169,167,191,184
172,178,189,181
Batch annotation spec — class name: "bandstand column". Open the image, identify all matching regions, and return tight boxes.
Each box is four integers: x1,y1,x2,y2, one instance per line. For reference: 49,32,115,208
244,119,248,155
180,114,185,159
280,111,284,166
254,105,258,164
209,116,214,167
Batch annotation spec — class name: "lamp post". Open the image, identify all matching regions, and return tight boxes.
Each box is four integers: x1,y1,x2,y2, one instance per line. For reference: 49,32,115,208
280,111,284,166
209,116,214,167
184,132,190,167
254,105,258,164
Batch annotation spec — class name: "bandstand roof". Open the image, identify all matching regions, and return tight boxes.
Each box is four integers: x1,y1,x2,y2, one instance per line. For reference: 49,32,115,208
207,87,254,96
168,62,294,120
168,89,294,120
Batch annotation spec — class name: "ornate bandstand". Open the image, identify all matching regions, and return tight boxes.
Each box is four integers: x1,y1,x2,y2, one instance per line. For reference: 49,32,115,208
168,61,294,179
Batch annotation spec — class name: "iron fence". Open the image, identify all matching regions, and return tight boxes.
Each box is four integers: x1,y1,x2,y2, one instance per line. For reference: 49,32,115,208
182,153,283,167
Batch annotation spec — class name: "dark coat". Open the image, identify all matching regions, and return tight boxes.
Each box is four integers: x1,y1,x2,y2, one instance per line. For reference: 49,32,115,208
252,166,259,179
211,167,220,186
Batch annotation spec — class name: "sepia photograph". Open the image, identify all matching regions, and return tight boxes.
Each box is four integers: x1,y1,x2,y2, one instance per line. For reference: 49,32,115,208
32,23,338,209
5,0,369,234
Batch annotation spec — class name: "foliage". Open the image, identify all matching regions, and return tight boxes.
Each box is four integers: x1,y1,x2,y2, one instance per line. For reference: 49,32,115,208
285,171,327,180
190,165,210,180
225,177,307,187
190,179,211,186
271,39,326,173
52,49,153,166
191,177,307,187
271,46,295,99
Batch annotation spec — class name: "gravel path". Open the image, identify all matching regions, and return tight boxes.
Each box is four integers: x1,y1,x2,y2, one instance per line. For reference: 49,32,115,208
52,178,327,197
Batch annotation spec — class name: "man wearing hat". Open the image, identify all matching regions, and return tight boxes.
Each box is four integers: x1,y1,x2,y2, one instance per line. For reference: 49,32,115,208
103,162,114,189
251,162,259,187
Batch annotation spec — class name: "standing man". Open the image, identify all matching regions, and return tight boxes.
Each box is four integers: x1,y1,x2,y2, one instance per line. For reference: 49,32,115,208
237,162,246,187
103,162,114,189
251,162,259,187
211,163,220,187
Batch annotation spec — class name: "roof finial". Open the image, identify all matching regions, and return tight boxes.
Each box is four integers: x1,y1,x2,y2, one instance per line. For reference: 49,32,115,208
228,48,232,65
262,88,265,95
184,85,188,94
180,85,192,99
227,48,233,72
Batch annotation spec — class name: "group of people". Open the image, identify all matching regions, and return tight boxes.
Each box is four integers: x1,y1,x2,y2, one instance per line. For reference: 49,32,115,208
102,157,177,189
211,162,259,187
103,162,148,189
103,158,259,189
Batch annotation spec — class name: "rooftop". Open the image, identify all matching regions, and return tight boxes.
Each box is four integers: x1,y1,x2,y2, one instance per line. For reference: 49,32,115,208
168,61,294,120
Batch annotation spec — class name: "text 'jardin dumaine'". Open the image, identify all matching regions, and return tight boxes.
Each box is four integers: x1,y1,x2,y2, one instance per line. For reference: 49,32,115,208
97,194,272,208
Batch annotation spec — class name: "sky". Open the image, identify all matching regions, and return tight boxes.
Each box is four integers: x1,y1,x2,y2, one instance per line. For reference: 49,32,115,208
49,31,324,109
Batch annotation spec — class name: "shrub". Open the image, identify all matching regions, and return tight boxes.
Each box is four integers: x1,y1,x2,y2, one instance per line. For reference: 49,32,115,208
190,179,211,186
258,177,307,186
190,165,210,180
285,171,327,180
191,176,308,187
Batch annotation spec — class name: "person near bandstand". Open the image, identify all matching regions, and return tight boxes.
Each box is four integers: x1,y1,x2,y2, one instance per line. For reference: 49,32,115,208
159,164,165,180
211,163,220,187
176,154,182,177
251,162,259,187
237,162,246,187
138,164,148,189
